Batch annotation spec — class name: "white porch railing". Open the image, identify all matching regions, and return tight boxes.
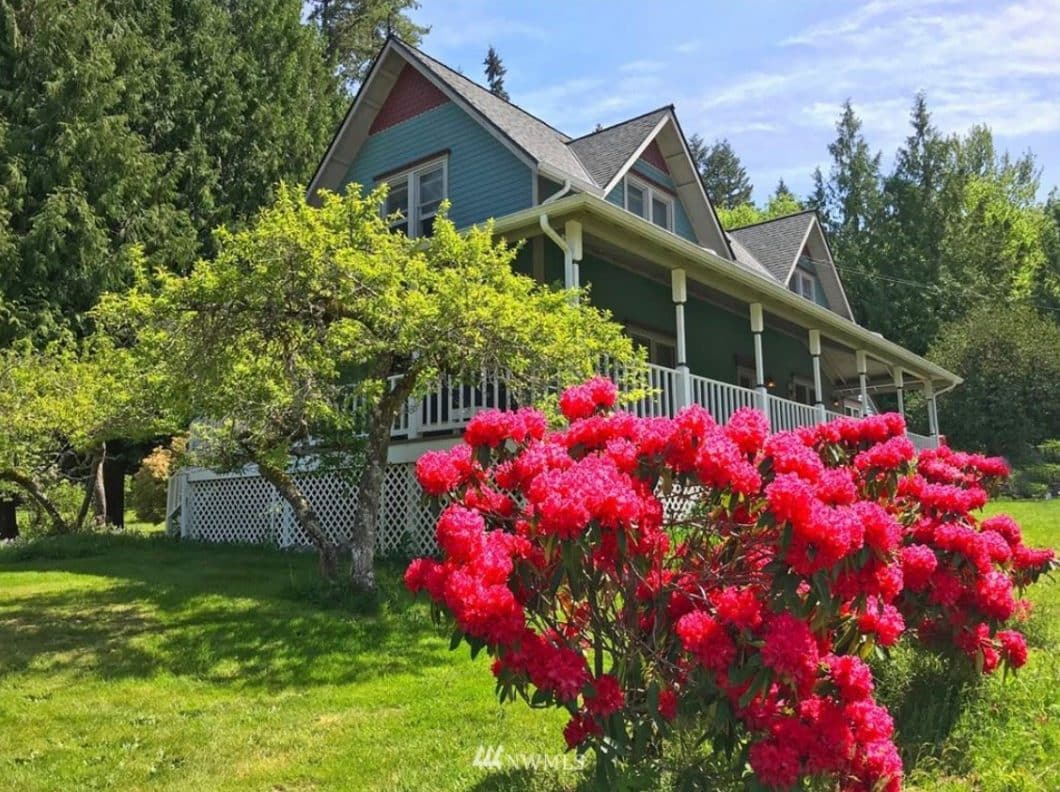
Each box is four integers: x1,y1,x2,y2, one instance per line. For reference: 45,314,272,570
690,374,758,425
907,431,937,451
363,364,937,450
768,394,820,433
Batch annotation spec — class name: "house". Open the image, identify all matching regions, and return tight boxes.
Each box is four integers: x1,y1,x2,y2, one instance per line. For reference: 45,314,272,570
168,38,960,551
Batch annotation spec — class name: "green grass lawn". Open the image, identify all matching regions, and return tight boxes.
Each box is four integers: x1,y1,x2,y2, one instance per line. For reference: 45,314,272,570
0,501,1057,791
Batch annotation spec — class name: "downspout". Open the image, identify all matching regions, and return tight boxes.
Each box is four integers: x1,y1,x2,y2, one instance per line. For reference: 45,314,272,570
542,179,572,205
539,214,575,296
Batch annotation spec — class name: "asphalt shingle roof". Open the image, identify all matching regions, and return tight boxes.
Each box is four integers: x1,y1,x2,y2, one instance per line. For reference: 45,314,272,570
567,108,672,190
397,41,595,186
729,211,817,282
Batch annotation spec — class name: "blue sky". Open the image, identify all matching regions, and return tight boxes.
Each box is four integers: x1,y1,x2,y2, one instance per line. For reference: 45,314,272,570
410,0,1060,203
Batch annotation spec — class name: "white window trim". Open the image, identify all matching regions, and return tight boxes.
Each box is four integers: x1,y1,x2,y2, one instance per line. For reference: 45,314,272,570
794,269,817,302
381,155,448,238
791,375,815,405
626,324,677,367
624,174,674,232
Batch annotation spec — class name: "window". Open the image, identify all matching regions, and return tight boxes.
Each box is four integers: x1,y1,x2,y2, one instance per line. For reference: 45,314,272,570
791,376,815,406
628,327,677,368
794,270,817,302
382,157,447,238
736,364,756,391
624,175,674,231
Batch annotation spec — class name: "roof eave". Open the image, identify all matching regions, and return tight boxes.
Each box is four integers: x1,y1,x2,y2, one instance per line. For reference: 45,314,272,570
486,193,961,387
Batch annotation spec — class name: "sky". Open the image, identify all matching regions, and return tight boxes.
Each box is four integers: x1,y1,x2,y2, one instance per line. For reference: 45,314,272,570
410,0,1060,203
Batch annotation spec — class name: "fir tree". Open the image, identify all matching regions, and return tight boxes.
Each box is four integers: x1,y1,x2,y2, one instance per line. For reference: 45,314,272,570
483,45,509,100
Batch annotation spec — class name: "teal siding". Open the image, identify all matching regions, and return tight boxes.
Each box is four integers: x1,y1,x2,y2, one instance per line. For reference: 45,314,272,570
606,182,624,207
630,161,696,243
343,102,532,230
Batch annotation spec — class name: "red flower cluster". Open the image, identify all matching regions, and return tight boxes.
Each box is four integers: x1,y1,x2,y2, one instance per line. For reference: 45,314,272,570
406,381,1054,790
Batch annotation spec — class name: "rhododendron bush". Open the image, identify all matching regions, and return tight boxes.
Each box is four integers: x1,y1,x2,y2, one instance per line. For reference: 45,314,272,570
405,378,1054,790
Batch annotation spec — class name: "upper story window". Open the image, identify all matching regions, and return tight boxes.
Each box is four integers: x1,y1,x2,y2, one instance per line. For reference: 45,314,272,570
794,269,817,302
382,156,447,238
624,175,673,232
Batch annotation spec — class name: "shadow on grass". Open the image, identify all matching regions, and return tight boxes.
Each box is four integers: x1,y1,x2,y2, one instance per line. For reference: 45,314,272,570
0,532,452,690
873,647,981,776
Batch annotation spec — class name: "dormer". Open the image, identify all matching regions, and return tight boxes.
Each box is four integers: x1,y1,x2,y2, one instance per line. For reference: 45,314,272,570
730,211,854,320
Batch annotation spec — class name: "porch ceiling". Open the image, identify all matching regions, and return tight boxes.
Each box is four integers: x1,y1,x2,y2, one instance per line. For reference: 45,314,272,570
489,192,961,390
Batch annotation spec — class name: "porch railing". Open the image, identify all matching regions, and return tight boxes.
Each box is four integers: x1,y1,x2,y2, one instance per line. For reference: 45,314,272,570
690,374,758,425
768,395,821,433
361,364,937,450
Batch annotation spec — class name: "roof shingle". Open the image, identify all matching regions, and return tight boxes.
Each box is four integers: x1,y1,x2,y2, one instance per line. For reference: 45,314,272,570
567,108,672,190
729,211,816,282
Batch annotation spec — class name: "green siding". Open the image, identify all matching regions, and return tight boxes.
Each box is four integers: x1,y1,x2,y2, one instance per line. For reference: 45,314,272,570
631,160,696,242
343,102,532,230
571,246,832,402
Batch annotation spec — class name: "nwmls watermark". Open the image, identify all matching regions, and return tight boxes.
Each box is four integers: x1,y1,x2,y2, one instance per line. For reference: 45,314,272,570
471,744,587,773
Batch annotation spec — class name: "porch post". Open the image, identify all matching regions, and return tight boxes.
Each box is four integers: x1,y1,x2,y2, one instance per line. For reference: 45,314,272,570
924,381,939,444
856,349,869,417
671,269,692,410
565,220,583,293
750,303,769,422
893,368,905,419
809,329,826,424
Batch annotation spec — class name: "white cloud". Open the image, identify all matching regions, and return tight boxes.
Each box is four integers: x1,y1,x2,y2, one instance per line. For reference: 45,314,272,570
681,0,1060,152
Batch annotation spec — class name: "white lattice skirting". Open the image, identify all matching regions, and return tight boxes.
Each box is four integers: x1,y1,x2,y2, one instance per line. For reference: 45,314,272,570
167,463,440,557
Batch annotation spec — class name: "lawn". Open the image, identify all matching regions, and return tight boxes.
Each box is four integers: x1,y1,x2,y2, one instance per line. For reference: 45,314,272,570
0,500,1056,791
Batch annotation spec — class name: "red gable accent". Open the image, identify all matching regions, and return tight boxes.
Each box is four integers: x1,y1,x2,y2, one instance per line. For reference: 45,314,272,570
639,139,669,174
369,64,450,135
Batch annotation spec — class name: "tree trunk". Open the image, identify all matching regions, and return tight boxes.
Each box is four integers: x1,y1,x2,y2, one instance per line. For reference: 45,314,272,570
350,373,415,593
0,469,68,533
102,457,125,529
0,497,18,540
257,461,342,583
92,443,107,525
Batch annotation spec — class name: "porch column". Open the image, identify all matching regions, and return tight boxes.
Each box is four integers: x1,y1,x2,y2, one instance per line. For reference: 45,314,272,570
893,368,905,419
565,220,583,293
809,329,826,424
856,349,869,417
924,381,939,444
750,303,769,421
671,269,692,409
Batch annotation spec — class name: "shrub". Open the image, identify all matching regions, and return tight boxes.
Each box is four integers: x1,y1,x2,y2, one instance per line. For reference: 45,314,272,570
406,378,1055,790
129,437,186,523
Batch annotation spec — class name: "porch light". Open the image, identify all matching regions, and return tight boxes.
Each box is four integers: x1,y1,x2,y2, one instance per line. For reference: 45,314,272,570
765,375,776,390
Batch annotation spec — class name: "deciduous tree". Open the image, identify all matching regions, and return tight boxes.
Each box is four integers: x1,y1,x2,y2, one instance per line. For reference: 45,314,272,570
101,184,635,589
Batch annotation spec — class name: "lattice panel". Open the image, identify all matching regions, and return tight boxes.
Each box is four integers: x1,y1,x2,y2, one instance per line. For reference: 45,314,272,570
182,464,440,557
187,475,280,544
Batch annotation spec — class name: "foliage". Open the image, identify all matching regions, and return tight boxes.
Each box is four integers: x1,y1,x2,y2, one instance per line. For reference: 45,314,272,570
0,335,162,532
717,182,805,230
483,45,509,101
129,437,186,523
307,0,427,87
99,184,635,587
0,0,343,344
811,96,1059,357
927,304,1060,460
407,380,1054,790
688,135,753,210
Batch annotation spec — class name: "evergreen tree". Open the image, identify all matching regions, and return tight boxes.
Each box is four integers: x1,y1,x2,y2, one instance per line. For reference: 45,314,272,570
698,138,753,209
0,0,344,344
483,45,509,101
307,0,427,88
772,178,795,203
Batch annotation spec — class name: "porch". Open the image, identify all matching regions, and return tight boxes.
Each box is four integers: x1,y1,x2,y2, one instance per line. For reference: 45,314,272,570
379,363,939,451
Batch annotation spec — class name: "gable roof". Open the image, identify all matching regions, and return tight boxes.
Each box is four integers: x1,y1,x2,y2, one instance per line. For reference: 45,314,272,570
309,37,732,256
729,210,817,282
567,108,672,190
394,40,596,187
